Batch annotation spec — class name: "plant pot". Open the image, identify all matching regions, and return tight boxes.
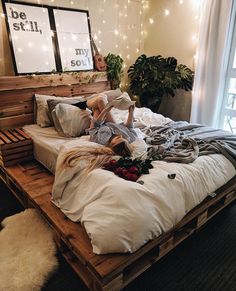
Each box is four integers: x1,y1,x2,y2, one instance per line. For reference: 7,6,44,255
139,94,162,113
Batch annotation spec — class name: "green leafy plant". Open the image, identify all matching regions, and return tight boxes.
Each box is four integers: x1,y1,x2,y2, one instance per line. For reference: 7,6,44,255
105,53,124,89
128,54,194,112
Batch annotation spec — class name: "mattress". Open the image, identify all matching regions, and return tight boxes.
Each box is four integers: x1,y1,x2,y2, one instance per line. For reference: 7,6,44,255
23,124,89,173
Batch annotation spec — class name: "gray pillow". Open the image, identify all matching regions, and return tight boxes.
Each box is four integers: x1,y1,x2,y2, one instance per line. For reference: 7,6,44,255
50,103,92,137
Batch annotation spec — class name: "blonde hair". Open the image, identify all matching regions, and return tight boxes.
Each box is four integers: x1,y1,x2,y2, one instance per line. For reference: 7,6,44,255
61,146,114,175
110,139,133,157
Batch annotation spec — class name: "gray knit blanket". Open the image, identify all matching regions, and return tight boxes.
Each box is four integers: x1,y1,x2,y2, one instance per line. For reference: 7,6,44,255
142,121,236,167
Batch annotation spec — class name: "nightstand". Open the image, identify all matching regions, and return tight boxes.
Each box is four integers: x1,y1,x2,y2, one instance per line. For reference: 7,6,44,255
0,128,33,166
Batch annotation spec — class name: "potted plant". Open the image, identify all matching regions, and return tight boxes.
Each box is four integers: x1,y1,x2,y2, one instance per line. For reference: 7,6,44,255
105,53,124,89
128,54,194,112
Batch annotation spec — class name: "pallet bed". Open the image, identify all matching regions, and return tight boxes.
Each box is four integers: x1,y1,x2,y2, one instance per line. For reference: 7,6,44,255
0,74,236,291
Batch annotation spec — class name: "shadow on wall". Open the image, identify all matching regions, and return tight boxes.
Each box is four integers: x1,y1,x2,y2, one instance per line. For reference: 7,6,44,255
158,90,192,122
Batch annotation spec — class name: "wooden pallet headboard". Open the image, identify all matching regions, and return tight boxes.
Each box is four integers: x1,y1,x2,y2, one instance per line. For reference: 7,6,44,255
0,73,111,130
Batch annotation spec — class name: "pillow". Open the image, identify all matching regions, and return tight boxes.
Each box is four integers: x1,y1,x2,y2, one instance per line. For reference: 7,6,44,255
34,94,85,127
47,99,79,123
52,103,91,137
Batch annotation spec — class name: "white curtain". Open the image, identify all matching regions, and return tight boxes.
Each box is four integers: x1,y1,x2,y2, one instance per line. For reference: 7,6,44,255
190,0,234,127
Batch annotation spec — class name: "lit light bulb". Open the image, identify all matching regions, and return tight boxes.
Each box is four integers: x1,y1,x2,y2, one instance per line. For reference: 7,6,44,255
46,61,49,65
70,1,74,4
179,0,184,4
98,30,102,35
94,34,98,40
115,44,118,48
50,30,54,37
1,13,5,18
149,18,154,24
28,42,33,47
114,30,119,35
164,9,170,16
17,48,23,52
102,20,106,24
136,48,140,53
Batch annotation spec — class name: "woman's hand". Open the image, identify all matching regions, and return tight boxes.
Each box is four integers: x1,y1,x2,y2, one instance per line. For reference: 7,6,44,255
129,104,135,113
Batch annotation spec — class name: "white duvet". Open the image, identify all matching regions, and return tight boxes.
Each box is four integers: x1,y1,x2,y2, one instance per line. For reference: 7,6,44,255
51,108,236,254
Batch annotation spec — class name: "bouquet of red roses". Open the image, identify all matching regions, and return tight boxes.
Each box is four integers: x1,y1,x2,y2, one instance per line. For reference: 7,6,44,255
103,157,153,182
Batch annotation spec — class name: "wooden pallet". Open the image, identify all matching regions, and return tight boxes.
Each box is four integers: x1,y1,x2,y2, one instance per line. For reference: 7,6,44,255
1,160,235,291
0,128,33,166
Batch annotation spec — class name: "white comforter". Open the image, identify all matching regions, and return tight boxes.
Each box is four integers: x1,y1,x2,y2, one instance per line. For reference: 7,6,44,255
52,108,236,254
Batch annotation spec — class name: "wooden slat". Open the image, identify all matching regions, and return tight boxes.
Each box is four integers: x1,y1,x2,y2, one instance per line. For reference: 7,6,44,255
1,151,33,162
0,114,34,130
0,139,32,150
14,128,31,140
8,129,25,141
1,144,33,155
0,131,12,144
0,102,33,118
0,73,107,91
0,81,110,105
2,130,19,142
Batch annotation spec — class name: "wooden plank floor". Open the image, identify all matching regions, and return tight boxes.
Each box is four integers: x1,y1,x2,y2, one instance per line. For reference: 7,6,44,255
1,160,236,291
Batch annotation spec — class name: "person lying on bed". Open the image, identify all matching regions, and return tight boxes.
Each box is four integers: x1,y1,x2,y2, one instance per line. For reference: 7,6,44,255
86,95,137,157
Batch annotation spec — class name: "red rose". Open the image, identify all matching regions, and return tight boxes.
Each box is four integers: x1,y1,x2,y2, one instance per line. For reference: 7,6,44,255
125,173,138,181
128,166,139,174
114,167,124,175
121,169,128,178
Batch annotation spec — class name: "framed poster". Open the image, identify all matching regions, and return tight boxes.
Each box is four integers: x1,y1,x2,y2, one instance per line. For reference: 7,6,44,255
53,8,94,72
3,1,57,74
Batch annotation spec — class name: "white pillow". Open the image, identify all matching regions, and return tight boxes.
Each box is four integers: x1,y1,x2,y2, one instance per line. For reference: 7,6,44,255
53,103,91,137
35,94,85,127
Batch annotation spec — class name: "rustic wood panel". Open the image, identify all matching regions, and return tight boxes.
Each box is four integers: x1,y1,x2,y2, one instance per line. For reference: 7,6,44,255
0,74,110,130
0,73,107,91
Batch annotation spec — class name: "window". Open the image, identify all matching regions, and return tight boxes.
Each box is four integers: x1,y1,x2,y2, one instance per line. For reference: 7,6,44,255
220,7,236,132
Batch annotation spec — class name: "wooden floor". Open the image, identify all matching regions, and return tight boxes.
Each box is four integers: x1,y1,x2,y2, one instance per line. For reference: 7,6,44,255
1,160,236,291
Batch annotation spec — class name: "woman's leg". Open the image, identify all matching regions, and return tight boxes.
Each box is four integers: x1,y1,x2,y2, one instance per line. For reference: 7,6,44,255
87,95,115,122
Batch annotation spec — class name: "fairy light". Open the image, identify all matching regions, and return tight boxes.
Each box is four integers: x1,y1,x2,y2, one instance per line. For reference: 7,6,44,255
179,0,184,4
149,18,154,24
1,13,5,18
164,9,170,16
17,48,22,52
114,30,119,35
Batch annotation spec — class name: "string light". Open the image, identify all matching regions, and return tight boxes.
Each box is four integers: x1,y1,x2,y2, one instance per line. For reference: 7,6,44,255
164,9,170,16
149,18,154,24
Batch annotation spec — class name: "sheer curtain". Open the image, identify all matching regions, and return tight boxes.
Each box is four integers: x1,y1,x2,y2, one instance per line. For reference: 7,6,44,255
190,0,234,127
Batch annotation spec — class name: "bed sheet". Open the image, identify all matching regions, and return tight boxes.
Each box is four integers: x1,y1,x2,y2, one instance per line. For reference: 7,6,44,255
23,124,89,173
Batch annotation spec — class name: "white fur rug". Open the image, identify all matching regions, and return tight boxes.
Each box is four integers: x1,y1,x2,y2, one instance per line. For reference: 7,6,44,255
0,209,58,291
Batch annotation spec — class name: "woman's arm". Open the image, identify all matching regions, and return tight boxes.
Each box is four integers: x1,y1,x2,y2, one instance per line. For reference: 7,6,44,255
125,104,135,128
89,105,114,128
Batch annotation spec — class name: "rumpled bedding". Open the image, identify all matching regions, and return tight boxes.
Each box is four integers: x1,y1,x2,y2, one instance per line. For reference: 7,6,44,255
51,109,236,254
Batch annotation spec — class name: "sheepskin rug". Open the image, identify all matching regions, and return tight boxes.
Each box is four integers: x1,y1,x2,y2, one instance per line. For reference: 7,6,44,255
0,209,58,291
